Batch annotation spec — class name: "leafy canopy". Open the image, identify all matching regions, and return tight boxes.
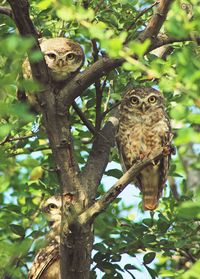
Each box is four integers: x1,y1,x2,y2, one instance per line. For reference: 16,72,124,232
0,0,200,278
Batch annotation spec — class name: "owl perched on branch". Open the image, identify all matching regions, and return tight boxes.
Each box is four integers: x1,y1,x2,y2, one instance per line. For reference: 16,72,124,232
21,37,84,111
28,194,73,279
116,87,173,211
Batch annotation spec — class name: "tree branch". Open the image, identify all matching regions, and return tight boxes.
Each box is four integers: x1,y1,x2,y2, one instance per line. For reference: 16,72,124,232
8,0,81,191
150,35,200,51
0,6,13,18
79,151,165,224
59,0,172,108
81,116,118,200
72,101,96,134
0,133,36,146
60,57,124,107
7,0,49,84
139,0,174,42
102,101,121,118
91,39,103,130
124,1,159,44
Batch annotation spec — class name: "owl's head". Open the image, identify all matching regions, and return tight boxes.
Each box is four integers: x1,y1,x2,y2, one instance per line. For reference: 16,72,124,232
42,193,73,227
40,37,84,81
121,87,164,114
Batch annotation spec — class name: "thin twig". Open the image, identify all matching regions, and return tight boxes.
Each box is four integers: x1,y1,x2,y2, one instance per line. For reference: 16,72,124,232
132,1,160,30
72,101,109,143
103,83,111,113
102,101,121,118
42,166,59,172
10,146,50,157
139,0,173,42
125,1,160,44
94,0,104,13
91,39,103,130
72,101,96,135
0,133,36,146
95,80,103,130
101,76,107,93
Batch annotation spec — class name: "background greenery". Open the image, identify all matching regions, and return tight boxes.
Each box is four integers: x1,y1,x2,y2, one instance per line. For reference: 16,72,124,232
0,0,200,278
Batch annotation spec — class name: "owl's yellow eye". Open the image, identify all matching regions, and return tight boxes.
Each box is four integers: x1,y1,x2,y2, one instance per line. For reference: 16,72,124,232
46,53,56,59
66,53,75,60
130,96,139,105
48,203,58,210
148,96,157,103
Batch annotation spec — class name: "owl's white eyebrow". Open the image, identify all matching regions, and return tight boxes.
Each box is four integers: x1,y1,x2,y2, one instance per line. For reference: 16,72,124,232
63,51,77,57
44,51,57,55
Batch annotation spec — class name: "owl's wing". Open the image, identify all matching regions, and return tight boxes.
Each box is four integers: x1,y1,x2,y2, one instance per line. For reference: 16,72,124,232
116,135,141,189
158,155,169,196
158,128,174,197
115,137,129,172
28,242,59,279
141,127,173,210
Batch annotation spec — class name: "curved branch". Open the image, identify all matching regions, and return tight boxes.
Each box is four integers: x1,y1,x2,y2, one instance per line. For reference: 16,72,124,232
79,151,164,225
60,57,124,106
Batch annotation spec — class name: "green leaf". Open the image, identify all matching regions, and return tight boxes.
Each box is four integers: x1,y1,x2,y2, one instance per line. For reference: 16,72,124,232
124,264,139,271
143,234,156,244
0,176,10,192
143,252,156,265
105,169,123,179
93,243,108,253
145,265,157,278
10,224,25,237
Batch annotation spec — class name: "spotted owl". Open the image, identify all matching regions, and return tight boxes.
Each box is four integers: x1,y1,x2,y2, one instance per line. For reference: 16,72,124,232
116,87,173,211
21,37,84,111
28,194,73,279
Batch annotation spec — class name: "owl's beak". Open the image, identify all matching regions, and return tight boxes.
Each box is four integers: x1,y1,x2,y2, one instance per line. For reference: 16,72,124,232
57,59,65,67
141,102,146,112
140,102,150,112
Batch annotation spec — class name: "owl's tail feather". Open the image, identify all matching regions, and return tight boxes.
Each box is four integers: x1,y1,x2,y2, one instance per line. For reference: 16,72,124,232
142,188,159,211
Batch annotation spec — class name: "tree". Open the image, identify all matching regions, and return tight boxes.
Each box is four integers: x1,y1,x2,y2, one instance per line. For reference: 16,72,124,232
0,0,200,278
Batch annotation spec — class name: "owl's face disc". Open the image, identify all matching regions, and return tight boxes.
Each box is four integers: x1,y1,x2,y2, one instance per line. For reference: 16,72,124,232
121,87,164,114
40,37,84,81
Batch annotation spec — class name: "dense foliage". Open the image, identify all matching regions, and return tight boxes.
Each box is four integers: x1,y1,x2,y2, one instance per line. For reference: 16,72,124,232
0,0,200,278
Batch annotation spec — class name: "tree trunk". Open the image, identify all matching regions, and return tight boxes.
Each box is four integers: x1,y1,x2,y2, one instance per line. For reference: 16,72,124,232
61,223,93,279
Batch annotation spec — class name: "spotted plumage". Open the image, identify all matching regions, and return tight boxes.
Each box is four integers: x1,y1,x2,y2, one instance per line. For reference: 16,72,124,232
28,194,73,279
116,87,173,210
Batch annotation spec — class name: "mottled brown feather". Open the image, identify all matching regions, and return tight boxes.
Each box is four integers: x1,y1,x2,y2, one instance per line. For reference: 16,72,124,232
116,87,172,210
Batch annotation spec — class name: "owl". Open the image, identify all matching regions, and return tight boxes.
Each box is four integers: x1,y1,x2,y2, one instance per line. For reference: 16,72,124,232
116,87,172,211
28,194,73,279
21,37,84,111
